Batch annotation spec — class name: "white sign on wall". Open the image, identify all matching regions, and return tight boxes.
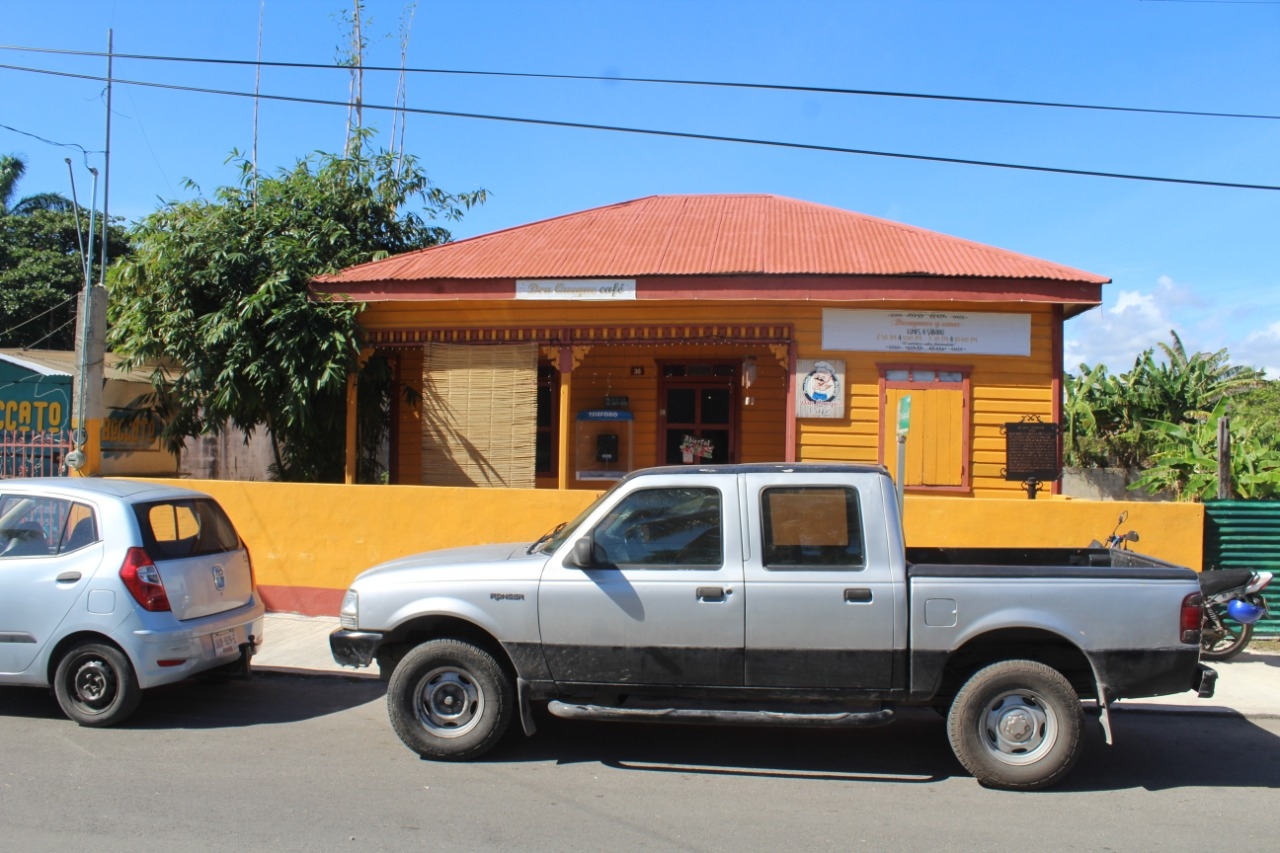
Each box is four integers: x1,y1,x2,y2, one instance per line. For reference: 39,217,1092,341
822,309,1031,356
515,279,637,300
795,359,845,419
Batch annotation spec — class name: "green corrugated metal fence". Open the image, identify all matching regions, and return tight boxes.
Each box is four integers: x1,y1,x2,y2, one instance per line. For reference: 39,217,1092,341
1204,500,1280,637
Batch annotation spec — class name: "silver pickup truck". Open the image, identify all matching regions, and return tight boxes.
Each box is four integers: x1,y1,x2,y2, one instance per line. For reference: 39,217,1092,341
331,463,1215,790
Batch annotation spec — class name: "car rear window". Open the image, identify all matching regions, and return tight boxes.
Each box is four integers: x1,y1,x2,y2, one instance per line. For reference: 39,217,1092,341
134,499,241,560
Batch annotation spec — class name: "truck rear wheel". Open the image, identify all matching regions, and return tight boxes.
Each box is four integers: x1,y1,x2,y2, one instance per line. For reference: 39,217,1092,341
947,660,1082,791
387,639,514,761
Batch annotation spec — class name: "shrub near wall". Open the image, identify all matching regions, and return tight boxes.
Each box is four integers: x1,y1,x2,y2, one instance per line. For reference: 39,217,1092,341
136,480,1205,615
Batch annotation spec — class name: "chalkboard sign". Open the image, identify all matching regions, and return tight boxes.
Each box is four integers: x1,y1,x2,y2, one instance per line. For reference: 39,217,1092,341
1004,422,1060,481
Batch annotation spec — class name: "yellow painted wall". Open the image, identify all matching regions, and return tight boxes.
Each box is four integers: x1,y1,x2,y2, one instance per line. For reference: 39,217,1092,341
903,495,1204,571
143,479,600,594
362,299,1061,498
137,480,1203,614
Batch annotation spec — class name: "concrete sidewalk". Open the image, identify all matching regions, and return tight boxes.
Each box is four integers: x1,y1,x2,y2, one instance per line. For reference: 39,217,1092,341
253,612,1280,718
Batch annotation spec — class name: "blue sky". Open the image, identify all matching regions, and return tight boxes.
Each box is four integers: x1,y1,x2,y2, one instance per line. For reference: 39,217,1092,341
4,0,1278,375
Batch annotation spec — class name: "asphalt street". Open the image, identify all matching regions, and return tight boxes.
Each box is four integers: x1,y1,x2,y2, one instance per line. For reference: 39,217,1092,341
2,672,1280,853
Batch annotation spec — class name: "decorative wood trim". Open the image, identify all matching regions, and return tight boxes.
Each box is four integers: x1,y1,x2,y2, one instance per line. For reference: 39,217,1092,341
363,324,794,349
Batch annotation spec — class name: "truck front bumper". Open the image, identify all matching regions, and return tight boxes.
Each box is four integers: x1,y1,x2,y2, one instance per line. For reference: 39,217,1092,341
329,629,383,668
1194,663,1217,699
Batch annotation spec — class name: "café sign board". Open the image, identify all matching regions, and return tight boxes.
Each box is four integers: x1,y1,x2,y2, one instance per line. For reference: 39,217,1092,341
515,279,636,300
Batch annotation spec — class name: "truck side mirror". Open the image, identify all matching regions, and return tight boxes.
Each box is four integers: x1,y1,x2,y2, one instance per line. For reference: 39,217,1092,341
569,536,596,568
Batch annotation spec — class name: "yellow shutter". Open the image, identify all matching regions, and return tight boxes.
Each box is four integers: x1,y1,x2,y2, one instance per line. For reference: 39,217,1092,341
883,387,963,487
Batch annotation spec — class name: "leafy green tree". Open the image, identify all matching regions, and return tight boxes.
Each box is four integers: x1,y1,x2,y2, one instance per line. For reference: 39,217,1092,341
0,153,128,349
1063,330,1264,471
109,140,485,482
1130,399,1280,500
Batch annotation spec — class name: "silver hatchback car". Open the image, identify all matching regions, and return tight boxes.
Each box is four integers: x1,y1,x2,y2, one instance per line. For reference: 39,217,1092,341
0,478,265,726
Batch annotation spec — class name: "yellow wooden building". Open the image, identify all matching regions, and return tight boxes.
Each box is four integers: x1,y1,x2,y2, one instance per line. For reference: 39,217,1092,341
313,194,1107,498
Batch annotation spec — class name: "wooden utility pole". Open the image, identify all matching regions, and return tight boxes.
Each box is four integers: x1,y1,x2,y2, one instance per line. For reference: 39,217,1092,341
1217,414,1232,500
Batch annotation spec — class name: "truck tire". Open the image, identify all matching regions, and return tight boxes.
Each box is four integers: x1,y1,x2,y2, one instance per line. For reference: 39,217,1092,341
946,659,1082,791
387,639,514,761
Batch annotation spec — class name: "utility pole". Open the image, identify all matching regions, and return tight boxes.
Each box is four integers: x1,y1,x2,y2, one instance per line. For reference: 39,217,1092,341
69,29,112,476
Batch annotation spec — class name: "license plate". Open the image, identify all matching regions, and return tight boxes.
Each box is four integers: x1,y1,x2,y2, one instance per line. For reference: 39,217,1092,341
211,629,238,657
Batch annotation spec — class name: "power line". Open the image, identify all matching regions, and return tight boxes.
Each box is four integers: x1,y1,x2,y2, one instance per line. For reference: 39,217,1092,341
0,295,77,341
2,43,1277,123
0,121,102,167
14,315,76,348
2,61,1277,192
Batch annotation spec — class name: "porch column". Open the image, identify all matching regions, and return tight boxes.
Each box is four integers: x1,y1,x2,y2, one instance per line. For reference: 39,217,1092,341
785,339,797,462
557,345,573,489
344,370,359,484
343,348,375,485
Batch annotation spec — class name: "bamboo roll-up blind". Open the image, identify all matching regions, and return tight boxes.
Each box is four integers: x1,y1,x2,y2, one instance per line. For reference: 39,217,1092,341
421,342,538,488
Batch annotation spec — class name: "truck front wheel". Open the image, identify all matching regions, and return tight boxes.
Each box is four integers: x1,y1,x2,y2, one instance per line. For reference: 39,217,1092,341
947,660,1082,791
387,639,514,761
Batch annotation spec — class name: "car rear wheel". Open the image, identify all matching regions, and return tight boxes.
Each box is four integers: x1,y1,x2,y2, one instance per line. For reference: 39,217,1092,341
947,659,1082,791
53,642,143,727
387,639,514,761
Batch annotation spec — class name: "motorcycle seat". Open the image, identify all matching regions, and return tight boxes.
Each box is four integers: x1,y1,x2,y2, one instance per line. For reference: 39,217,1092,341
1199,569,1254,596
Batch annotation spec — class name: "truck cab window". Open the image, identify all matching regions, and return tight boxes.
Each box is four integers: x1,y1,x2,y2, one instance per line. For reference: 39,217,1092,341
761,486,864,568
592,487,722,567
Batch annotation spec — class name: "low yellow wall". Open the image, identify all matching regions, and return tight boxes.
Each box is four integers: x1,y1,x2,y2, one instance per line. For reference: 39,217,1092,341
903,495,1204,571
144,479,600,614
139,480,1204,614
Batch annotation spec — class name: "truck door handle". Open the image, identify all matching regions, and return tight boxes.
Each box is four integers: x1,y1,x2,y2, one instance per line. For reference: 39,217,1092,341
844,588,872,603
56,571,82,583
696,586,726,602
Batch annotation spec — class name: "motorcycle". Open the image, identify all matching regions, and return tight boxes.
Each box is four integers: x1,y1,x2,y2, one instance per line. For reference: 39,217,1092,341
1198,568,1273,661
1093,512,1272,662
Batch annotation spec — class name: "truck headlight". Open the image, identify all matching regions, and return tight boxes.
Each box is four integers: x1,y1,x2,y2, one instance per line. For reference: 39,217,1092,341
339,589,359,630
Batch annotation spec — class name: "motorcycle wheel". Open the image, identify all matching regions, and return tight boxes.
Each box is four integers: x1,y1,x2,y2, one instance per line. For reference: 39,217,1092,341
1200,609,1253,662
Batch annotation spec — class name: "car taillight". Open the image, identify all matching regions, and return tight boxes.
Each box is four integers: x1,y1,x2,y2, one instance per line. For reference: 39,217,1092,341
120,546,171,612
1180,592,1203,644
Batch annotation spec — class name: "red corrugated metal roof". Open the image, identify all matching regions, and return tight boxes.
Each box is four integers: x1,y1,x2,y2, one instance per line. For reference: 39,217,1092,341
315,194,1109,285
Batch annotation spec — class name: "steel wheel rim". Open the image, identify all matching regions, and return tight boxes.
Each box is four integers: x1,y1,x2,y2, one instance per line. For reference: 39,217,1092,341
978,689,1057,766
1205,621,1244,653
413,666,484,738
70,657,117,711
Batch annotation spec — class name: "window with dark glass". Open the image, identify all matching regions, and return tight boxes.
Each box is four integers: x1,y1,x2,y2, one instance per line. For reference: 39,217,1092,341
591,487,723,567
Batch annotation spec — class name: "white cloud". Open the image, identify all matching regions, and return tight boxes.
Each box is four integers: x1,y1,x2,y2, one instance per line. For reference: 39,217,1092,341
1240,322,1280,379
1064,287,1178,372
1065,275,1277,376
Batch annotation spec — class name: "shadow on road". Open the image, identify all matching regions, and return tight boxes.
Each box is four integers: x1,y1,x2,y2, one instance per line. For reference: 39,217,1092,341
1064,710,1280,792
491,708,962,785
0,670,387,730
485,707,1280,793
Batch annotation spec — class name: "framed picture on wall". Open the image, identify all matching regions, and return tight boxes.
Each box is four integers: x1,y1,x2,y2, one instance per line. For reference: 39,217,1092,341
796,359,845,419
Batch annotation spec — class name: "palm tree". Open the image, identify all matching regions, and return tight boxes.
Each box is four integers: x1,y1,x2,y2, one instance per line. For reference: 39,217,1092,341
0,154,72,215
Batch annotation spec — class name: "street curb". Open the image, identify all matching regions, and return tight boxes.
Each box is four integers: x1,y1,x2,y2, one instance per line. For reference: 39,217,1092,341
1110,704,1280,721
254,665,381,682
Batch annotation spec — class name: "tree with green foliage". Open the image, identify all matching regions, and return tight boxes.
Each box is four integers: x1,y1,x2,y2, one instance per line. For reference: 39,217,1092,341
109,139,485,482
1063,330,1264,470
1131,399,1280,500
0,154,129,350
1064,330,1275,500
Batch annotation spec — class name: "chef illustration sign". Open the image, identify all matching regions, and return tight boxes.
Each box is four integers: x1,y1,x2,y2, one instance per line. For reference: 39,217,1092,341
796,359,845,418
